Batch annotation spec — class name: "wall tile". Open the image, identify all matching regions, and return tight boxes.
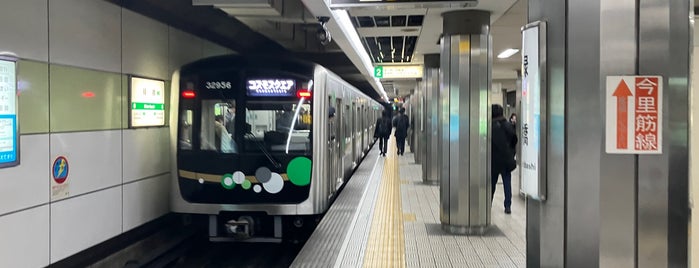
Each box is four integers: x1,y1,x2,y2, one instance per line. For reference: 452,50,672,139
17,60,49,134
123,174,170,231
122,128,169,182
0,135,49,215
168,27,203,75
0,0,48,61
0,205,49,268
122,9,169,80
49,0,121,72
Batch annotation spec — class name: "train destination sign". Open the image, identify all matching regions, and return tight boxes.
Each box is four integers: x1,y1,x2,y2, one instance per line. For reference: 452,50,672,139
0,57,18,168
330,0,477,8
130,76,166,128
247,79,296,97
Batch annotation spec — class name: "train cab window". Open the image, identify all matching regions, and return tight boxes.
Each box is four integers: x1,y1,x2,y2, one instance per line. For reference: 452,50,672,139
179,110,193,150
200,100,238,153
244,100,312,153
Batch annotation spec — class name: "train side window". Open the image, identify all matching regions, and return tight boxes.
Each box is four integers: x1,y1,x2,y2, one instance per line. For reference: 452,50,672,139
179,109,193,150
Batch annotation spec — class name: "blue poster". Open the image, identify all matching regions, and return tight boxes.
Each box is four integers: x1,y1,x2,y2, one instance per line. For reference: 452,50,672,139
0,58,18,168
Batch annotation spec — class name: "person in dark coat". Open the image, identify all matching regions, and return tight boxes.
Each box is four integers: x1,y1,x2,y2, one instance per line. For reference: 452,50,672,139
374,109,392,157
392,107,410,155
491,104,518,214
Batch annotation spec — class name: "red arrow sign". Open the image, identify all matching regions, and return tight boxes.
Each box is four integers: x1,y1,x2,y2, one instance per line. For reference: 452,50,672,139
613,79,633,149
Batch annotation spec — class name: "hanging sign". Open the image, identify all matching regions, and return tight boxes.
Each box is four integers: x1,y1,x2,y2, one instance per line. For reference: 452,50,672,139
130,76,166,128
373,65,423,79
520,21,547,201
0,57,18,168
605,76,662,154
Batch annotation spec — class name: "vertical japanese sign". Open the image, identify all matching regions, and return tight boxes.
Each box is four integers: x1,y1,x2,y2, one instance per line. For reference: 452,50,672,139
605,76,662,154
0,57,18,168
520,21,546,200
130,76,165,128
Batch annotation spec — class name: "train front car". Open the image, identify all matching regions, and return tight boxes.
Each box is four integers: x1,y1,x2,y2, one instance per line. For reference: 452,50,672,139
171,55,321,242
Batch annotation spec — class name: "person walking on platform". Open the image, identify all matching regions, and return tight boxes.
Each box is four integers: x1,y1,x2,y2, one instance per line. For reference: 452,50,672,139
374,109,392,157
491,104,517,214
392,107,410,156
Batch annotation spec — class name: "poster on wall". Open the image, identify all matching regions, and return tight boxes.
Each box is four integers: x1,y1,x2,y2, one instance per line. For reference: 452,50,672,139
130,76,166,128
520,21,547,201
0,57,18,168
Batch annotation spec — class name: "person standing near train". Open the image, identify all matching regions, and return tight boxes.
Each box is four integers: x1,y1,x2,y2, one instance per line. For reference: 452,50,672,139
374,109,392,157
392,107,410,156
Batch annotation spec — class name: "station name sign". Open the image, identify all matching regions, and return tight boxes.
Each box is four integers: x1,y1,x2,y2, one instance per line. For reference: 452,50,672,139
374,65,423,79
130,76,166,128
246,79,296,97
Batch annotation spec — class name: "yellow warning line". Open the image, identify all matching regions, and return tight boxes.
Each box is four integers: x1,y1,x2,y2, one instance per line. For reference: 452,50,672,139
363,136,405,268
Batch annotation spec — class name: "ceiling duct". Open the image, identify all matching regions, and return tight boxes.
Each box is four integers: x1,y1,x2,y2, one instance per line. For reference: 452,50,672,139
193,0,329,51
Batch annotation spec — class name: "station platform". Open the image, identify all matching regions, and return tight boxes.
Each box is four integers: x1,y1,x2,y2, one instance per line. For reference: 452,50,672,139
292,137,526,268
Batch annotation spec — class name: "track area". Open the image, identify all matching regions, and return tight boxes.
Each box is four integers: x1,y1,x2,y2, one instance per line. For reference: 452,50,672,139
165,239,303,268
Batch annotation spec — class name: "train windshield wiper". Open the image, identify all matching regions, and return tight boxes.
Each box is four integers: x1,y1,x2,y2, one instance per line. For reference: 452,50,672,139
245,131,282,169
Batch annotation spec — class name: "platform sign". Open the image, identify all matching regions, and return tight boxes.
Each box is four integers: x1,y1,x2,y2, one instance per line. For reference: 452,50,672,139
373,65,422,79
130,76,165,128
0,57,18,168
520,21,547,201
605,76,662,154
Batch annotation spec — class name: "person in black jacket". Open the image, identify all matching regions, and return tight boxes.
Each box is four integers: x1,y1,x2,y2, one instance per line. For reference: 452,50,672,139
374,109,392,157
491,104,518,214
392,107,410,155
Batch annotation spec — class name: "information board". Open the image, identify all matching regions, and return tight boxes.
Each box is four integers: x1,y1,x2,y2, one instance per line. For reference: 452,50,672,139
130,76,165,128
605,76,662,154
520,21,546,201
0,57,18,168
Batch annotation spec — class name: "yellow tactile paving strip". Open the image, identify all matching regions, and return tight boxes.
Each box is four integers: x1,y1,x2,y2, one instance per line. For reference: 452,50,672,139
363,136,406,268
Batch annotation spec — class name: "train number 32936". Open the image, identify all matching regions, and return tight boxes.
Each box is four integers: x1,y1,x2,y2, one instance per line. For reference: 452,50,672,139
205,81,232,89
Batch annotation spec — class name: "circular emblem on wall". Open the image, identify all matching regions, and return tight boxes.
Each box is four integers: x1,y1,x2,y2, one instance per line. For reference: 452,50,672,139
52,156,69,184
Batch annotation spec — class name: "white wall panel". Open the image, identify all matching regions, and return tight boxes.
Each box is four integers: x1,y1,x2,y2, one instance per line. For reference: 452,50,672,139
50,130,122,201
49,0,121,73
122,128,169,182
0,205,49,268
0,0,48,61
122,9,169,80
0,135,49,215
202,40,234,58
168,27,203,75
50,187,122,263
123,174,170,231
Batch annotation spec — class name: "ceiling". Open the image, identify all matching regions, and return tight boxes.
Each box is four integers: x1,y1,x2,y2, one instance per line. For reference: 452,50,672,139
112,0,527,101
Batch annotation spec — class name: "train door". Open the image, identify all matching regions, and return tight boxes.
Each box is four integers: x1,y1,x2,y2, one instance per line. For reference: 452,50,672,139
327,97,338,197
359,105,364,157
343,103,352,178
351,101,357,167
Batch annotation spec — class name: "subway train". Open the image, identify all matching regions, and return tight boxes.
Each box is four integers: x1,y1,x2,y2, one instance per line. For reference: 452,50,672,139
169,54,382,242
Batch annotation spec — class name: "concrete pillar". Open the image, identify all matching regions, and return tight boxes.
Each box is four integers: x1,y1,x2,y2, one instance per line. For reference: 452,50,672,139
422,54,439,185
438,10,491,234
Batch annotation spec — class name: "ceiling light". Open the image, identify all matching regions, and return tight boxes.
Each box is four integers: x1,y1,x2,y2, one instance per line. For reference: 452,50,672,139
497,48,519,59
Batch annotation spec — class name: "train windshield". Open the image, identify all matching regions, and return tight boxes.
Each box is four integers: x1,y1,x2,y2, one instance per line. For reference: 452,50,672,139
243,100,312,153
194,98,312,154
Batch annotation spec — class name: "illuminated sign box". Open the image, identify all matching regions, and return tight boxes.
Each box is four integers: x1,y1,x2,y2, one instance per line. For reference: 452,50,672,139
129,76,166,128
0,56,18,168
246,79,296,97
330,0,477,8
374,65,423,79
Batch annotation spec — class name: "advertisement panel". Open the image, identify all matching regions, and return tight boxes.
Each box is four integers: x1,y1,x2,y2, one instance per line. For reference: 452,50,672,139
0,57,18,168
520,21,546,200
130,76,165,128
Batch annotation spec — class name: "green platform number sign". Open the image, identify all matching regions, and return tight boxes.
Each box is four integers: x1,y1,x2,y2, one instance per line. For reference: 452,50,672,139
374,66,383,78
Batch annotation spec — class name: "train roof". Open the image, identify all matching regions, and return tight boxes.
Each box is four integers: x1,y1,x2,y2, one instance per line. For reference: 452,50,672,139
179,54,318,76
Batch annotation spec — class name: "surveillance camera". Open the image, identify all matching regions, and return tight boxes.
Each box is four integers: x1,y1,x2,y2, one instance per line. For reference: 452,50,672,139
317,16,332,46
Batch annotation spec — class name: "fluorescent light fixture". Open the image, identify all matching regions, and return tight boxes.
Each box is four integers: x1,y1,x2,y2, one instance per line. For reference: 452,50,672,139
497,48,519,59
332,9,389,101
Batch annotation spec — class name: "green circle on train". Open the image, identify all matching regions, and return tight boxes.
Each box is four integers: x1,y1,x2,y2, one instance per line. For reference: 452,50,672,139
242,179,252,190
221,173,235,190
287,157,312,186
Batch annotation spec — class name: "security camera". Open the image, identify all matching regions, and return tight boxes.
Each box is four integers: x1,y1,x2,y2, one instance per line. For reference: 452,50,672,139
317,16,332,46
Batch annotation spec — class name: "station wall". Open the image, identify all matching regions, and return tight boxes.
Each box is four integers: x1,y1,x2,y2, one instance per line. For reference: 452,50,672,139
0,0,233,266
